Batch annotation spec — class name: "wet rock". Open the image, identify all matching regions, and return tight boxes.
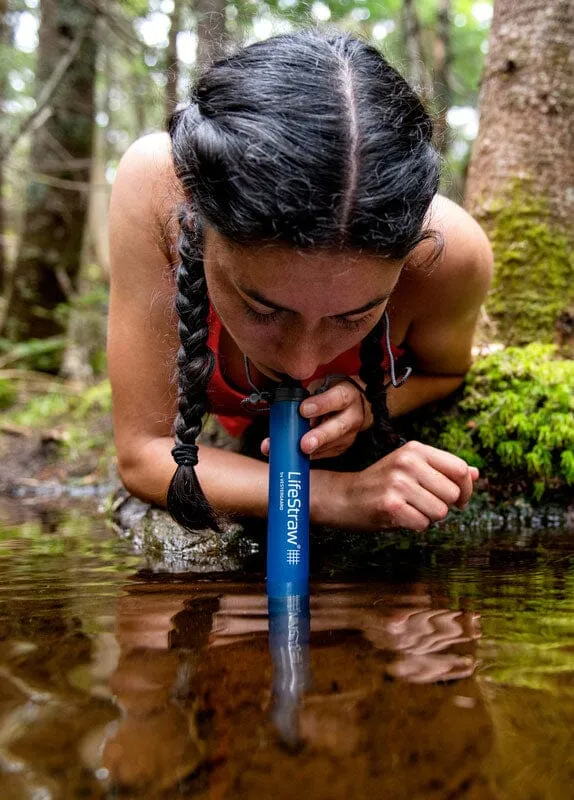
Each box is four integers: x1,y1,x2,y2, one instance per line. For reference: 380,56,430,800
110,490,247,573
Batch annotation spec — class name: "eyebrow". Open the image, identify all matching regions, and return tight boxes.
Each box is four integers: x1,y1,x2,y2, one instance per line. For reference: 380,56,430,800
239,286,391,317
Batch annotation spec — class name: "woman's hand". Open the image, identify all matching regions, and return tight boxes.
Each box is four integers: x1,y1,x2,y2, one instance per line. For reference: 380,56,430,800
324,441,479,532
260,376,371,460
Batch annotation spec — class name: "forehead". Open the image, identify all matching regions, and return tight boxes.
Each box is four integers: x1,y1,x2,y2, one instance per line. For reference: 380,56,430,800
204,228,402,314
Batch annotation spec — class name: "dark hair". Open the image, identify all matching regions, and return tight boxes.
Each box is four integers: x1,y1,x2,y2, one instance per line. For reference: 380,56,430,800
167,28,440,532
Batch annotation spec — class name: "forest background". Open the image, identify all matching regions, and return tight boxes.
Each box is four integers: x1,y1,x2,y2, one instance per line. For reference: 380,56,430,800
0,0,572,508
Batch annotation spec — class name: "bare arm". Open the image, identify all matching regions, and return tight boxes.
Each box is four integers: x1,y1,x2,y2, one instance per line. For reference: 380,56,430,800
387,196,493,417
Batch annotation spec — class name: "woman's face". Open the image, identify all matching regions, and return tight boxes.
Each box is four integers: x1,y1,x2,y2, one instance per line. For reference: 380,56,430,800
203,227,404,382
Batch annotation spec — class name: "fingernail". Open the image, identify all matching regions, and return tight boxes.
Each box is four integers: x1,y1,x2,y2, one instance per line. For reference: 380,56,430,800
302,403,317,417
307,436,318,452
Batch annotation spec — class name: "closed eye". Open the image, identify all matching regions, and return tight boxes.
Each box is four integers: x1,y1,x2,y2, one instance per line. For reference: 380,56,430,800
243,302,375,331
243,304,283,325
331,313,372,331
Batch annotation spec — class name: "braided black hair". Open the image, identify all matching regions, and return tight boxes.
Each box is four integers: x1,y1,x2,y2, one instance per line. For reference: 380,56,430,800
166,215,220,531
167,29,440,532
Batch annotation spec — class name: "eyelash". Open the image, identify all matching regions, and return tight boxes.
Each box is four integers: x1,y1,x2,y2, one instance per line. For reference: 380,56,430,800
244,304,368,331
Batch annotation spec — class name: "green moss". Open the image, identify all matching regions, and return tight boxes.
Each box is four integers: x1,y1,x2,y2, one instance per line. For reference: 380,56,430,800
410,344,574,500
480,179,573,345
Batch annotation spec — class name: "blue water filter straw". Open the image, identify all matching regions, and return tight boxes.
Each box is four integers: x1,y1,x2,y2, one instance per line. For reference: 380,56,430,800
266,384,311,598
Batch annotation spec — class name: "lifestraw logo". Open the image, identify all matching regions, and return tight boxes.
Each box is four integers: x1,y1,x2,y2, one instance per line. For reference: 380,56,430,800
286,471,302,554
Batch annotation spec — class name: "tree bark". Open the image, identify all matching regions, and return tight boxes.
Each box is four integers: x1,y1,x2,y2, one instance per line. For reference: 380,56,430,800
195,0,227,73
401,0,431,100
165,0,182,127
3,0,97,350
0,0,10,295
88,26,110,278
465,0,574,346
432,0,452,155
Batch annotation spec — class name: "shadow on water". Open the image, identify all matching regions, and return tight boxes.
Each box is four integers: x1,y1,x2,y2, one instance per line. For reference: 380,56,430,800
1,497,574,798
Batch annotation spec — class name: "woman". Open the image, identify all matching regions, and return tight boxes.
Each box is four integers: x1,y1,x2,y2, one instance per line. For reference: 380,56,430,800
107,30,493,533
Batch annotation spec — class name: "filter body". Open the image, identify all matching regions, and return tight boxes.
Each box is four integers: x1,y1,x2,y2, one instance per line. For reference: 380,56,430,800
267,386,310,598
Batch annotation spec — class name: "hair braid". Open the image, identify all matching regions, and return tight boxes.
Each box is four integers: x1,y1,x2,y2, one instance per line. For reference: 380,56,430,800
166,218,220,532
358,317,404,462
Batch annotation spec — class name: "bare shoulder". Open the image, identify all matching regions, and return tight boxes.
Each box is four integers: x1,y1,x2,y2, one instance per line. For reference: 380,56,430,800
109,132,182,263
401,195,493,318
113,132,177,197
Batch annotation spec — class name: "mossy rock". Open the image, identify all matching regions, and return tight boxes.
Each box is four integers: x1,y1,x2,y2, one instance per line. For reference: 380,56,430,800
405,344,574,502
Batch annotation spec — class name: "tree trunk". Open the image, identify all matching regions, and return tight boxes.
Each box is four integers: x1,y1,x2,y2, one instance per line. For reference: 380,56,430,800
3,0,97,349
195,0,227,73
465,0,574,347
401,0,431,100
432,0,452,155
0,0,10,295
165,0,182,127
88,29,110,278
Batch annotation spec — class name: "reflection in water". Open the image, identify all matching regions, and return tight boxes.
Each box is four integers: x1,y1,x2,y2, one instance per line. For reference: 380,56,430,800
268,594,312,748
101,584,491,798
211,588,480,685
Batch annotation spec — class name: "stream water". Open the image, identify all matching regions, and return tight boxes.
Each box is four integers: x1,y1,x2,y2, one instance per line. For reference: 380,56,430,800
1,497,574,799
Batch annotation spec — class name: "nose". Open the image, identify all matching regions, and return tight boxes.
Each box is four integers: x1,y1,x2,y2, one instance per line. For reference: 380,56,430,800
277,328,322,381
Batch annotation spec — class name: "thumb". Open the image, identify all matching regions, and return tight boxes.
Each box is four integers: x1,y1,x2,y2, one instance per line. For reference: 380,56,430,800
261,437,270,457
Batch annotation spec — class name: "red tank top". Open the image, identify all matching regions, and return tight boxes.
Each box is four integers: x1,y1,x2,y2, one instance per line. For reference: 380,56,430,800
206,305,404,438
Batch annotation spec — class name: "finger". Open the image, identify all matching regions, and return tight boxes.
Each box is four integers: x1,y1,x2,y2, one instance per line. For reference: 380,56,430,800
421,444,473,480
456,469,474,509
260,438,270,457
405,485,450,523
418,465,464,507
300,381,356,419
416,444,475,506
300,407,362,455
384,500,431,532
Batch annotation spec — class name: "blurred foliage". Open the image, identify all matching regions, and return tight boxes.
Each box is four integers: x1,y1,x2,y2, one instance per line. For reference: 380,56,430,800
410,344,574,500
0,335,67,371
0,376,17,407
4,377,114,474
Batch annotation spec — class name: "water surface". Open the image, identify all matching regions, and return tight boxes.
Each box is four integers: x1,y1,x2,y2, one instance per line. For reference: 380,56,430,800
1,498,574,799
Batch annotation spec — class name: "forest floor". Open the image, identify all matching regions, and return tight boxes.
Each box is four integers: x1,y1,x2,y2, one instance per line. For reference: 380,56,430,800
0,376,119,505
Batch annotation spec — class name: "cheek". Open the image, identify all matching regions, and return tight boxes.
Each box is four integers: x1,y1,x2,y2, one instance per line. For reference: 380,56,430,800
234,321,284,360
